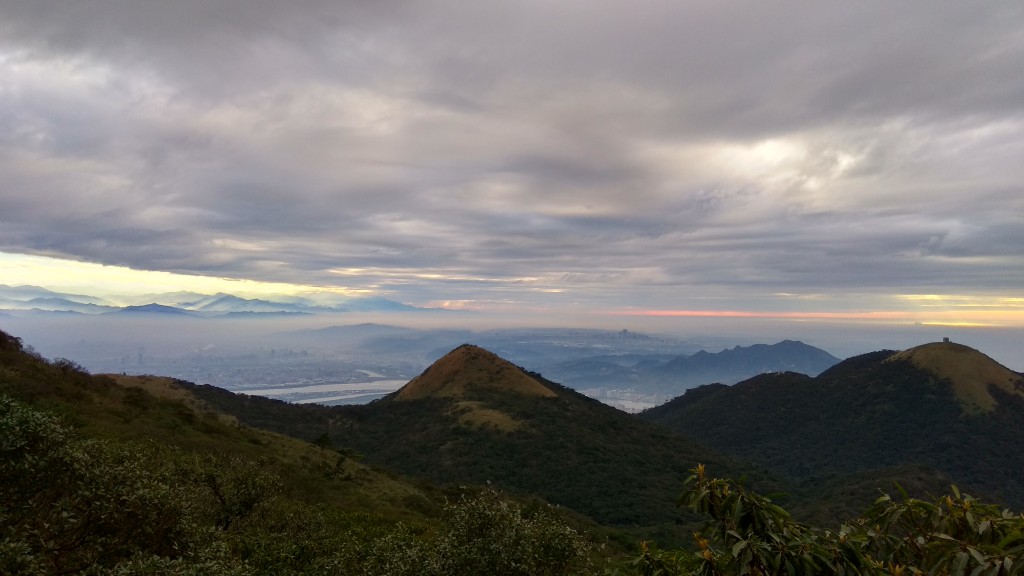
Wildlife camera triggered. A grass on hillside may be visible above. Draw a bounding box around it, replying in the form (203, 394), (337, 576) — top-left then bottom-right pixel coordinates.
(889, 341), (1023, 412)
(0, 334), (442, 522)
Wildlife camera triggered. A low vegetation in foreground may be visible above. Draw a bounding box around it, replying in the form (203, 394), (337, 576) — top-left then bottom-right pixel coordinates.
(631, 465), (1024, 576)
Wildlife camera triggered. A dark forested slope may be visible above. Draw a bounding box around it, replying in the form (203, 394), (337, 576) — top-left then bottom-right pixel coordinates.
(642, 342), (1024, 511)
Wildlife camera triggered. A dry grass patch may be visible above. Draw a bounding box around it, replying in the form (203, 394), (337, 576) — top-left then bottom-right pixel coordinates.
(103, 373), (239, 425)
(451, 401), (521, 432)
(890, 341), (1023, 413)
(105, 374), (190, 402)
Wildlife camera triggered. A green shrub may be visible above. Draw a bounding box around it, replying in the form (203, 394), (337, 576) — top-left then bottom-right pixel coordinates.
(0, 396), (198, 574)
(623, 465), (1024, 576)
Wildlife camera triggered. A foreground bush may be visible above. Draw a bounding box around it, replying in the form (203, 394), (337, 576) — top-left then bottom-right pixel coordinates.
(627, 464), (1024, 576)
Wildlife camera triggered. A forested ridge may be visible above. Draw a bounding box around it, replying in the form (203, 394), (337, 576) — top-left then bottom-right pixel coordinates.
(642, 346), (1024, 515)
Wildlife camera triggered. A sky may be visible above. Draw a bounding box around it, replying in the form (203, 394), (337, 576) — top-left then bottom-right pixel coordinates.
(1, 1), (1023, 327)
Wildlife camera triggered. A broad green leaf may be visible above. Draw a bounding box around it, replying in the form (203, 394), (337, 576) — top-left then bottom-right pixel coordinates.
(732, 540), (747, 557)
(954, 551), (969, 576)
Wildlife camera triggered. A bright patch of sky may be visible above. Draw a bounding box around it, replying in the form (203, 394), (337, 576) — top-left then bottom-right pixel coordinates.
(0, 252), (356, 302)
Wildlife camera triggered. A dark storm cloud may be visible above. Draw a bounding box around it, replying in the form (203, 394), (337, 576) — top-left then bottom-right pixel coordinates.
(0, 0), (1022, 309)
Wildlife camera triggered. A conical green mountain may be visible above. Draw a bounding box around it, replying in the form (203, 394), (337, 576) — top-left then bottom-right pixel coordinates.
(641, 340), (1024, 513)
(396, 344), (557, 401)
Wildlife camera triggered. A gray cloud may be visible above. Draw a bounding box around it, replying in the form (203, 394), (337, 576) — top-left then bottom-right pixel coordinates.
(0, 0), (1022, 311)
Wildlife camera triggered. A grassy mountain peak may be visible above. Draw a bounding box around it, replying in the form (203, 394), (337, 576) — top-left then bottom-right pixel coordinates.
(888, 340), (1023, 412)
(395, 344), (557, 401)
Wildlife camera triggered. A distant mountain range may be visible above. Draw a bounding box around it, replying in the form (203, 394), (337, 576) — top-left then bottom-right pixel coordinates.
(116, 303), (196, 316)
(0, 284), (113, 305)
(541, 339), (841, 395)
(275, 324), (841, 399)
(0, 284), (430, 316)
(186, 294), (316, 313)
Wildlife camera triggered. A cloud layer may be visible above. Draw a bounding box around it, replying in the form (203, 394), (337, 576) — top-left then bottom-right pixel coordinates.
(1, 1), (1022, 313)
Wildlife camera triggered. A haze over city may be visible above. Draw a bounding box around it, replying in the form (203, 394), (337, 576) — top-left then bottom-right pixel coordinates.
(1, 1), (1022, 367)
